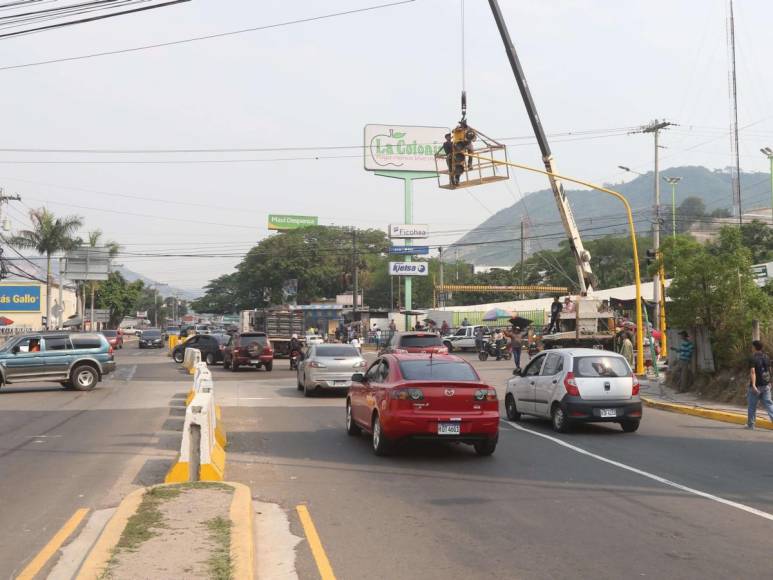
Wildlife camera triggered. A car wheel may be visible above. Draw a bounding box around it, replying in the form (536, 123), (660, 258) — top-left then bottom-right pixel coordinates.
(478, 351), (488, 361)
(372, 414), (391, 456)
(303, 381), (314, 397)
(205, 352), (215, 365)
(505, 394), (521, 421)
(223, 357), (231, 369)
(474, 436), (498, 456)
(71, 365), (98, 391)
(60, 380), (73, 389)
(551, 405), (571, 433)
(264, 361), (273, 372)
(620, 420), (640, 433)
(297, 372), (304, 390)
(173, 350), (184, 364)
(346, 400), (361, 436)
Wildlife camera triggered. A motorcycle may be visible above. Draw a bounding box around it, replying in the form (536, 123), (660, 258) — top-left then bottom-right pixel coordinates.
(478, 337), (512, 361)
(289, 349), (301, 371)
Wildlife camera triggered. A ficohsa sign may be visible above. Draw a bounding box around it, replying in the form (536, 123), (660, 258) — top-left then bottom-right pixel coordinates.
(364, 125), (448, 172)
(389, 224), (429, 239)
(389, 262), (429, 276)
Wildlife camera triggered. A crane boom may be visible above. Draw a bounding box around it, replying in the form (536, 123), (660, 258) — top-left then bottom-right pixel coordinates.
(488, 0), (596, 294)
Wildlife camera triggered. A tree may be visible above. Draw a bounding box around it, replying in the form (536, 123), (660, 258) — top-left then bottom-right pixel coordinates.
(676, 196), (706, 234)
(739, 220), (773, 264)
(95, 272), (144, 327)
(11, 208), (82, 329)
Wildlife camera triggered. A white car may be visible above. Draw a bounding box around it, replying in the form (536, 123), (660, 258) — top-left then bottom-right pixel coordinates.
(305, 334), (324, 346)
(297, 343), (366, 396)
(504, 348), (642, 433)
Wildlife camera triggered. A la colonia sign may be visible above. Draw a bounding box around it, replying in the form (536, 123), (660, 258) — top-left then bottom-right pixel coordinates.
(364, 125), (448, 173)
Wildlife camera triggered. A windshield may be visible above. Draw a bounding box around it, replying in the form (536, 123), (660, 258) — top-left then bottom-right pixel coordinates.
(400, 334), (442, 348)
(143, 330), (162, 338)
(573, 356), (631, 378)
(316, 345), (358, 358)
(398, 360), (478, 381)
(0, 335), (21, 352)
(213, 334), (231, 345)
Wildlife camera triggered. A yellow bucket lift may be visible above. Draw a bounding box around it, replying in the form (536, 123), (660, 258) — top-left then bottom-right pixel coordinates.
(435, 122), (509, 190)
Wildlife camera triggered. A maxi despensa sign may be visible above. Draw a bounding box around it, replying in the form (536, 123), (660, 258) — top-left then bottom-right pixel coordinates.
(268, 214), (319, 231)
(364, 125), (448, 172)
(389, 262), (429, 276)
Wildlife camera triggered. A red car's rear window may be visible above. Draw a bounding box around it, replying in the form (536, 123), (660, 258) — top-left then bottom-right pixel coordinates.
(398, 360), (478, 381)
(399, 334), (443, 348)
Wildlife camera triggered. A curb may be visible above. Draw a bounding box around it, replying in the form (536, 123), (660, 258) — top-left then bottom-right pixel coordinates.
(641, 396), (773, 430)
(75, 483), (254, 580)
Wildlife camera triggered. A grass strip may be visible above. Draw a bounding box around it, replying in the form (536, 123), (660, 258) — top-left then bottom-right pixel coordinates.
(205, 516), (233, 580)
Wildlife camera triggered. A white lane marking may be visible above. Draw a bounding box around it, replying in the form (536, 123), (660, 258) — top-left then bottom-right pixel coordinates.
(502, 420), (773, 522)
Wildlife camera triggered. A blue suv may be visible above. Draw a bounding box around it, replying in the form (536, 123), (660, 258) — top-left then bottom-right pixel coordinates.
(0, 332), (116, 391)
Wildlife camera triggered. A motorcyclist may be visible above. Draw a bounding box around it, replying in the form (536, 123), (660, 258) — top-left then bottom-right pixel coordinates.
(289, 334), (303, 369)
(493, 328), (505, 360)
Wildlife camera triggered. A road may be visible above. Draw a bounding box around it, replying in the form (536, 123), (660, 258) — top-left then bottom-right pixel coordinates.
(2, 345), (773, 578)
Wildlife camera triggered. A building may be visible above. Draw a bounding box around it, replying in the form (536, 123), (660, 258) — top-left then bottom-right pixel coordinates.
(0, 279), (78, 331)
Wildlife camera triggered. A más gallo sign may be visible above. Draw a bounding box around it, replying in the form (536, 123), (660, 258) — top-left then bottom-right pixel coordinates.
(0, 284), (41, 312)
(389, 262), (429, 276)
(364, 125), (448, 172)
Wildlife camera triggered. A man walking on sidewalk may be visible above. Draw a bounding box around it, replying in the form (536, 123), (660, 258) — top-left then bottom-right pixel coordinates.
(747, 340), (773, 429)
(670, 330), (694, 392)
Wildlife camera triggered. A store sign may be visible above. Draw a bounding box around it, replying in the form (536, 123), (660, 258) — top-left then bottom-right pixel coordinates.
(136, 311), (148, 319)
(0, 284), (41, 312)
(751, 262), (773, 287)
(389, 245), (429, 255)
(389, 262), (429, 276)
(389, 224), (429, 239)
(268, 214), (318, 231)
(364, 125), (447, 172)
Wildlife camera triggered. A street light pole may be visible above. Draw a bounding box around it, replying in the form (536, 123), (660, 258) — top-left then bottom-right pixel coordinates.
(761, 148), (773, 223)
(663, 176), (682, 239)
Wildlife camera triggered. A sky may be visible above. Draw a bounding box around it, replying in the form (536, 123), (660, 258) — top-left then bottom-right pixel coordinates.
(0, 0), (771, 294)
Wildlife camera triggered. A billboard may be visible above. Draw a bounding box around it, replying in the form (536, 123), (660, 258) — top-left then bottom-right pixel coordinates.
(64, 247), (111, 281)
(389, 224), (429, 239)
(389, 262), (429, 276)
(0, 284), (41, 312)
(389, 245), (429, 255)
(364, 125), (448, 172)
(268, 214), (318, 231)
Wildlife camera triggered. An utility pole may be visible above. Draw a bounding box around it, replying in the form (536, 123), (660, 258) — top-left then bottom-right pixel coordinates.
(352, 229), (358, 324)
(438, 247), (445, 308)
(664, 176), (682, 239)
(519, 218), (525, 297)
(636, 119), (673, 334)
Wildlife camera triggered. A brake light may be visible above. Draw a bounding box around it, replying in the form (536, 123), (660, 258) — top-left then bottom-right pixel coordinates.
(353, 360), (367, 369)
(263, 347), (273, 355)
(108, 345), (114, 355)
(391, 388), (424, 401)
(632, 376), (640, 396)
(564, 372), (581, 397)
(474, 388), (497, 401)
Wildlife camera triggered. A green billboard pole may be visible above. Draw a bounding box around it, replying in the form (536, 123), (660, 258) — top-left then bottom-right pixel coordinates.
(375, 171), (435, 330)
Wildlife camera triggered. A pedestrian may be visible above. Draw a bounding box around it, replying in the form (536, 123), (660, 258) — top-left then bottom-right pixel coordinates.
(374, 326), (382, 349)
(507, 326), (524, 373)
(350, 334), (361, 354)
(620, 331), (634, 369)
(462, 317), (470, 327)
(669, 330), (694, 393)
(474, 325), (484, 353)
(440, 320), (449, 335)
(548, 296), (563, 334)
(747, 340), (773, 429)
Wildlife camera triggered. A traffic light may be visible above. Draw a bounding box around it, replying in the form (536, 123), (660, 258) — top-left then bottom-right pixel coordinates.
(646, 249), (657, 266)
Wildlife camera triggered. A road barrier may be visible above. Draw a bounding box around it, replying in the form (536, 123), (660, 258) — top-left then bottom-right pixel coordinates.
(167, 334), (180, 355)
(183, 347), (201, 375)
(165, 390), (225, 482)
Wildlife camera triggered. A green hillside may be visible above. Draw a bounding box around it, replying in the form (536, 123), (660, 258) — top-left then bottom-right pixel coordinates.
(449, 166), (770, 267)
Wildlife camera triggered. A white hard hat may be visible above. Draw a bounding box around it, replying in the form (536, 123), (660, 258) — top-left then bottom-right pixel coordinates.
(292, 333), (298, 339)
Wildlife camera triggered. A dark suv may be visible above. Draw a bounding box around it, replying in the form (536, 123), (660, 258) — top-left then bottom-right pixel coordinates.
(172, 333), (230, 365)
(379, 332), (448, 355)
(223, 332), (274, 372)
(0, 332), (116, 390)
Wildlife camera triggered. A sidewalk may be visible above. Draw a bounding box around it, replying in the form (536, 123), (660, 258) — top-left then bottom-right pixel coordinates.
(639, 373), (773, 430)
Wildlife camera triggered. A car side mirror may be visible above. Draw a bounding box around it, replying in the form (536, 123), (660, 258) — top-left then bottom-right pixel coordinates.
(351, 372), (365, 383)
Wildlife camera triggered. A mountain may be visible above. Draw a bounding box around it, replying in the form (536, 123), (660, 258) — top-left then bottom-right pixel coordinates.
(448, 166), (770, 267)
(113, 266), (200, 300)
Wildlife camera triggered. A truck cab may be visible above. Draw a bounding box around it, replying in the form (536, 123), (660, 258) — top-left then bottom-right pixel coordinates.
(443, 325), (491, 352)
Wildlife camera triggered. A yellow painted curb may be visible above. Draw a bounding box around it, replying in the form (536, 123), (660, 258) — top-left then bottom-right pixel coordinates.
(185, 388), (195, 406)
(164, 440), (226, 483)
(229, 482), (255, 580)
(641, 397), (773, 430)
(76, 487), (146, 580)
(215, 421), (228, 449)
(164, 460), (189, 484)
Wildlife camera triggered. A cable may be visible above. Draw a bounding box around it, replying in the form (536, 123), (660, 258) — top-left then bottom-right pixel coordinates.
(0, 0), (416, 71)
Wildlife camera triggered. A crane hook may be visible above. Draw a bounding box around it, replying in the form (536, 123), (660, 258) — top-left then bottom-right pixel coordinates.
(460, 90), (467, 123)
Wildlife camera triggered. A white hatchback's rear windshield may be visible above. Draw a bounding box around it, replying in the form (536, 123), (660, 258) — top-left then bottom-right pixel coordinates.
(316, 345), (358, 357)
(398, 360), (478, 381)
(573, 356), (630, 378)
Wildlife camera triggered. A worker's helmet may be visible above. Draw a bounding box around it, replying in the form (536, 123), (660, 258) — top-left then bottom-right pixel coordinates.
(292, 333), (298, 339)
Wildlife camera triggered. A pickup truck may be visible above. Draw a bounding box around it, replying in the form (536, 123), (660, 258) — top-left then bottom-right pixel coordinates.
(442, 325), (491, 352)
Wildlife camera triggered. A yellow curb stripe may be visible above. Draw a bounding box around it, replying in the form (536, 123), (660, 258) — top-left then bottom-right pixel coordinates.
(228, 483), (255, 580)
(296, 505), (336, 580)
(641, 397), (773, 430)
(16, 508), (89, 580)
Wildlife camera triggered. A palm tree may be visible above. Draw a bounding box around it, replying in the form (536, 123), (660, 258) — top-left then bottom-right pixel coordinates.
(11, 208), (83, 329)
(86, 230), (119, 330)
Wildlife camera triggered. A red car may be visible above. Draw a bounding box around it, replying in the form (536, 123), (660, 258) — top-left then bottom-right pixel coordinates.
(223, 332), (274, 372)
(100, 330), (123, 350)
(346, 353), (499, 456)
(379, 332), (448, 355)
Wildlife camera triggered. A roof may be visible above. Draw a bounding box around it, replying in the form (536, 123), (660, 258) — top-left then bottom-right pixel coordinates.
(549, 348), (624, 357)
(386, 352), (465, 362)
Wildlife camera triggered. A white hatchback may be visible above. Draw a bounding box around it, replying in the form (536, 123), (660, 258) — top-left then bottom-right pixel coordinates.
(504, 348), (642, 433)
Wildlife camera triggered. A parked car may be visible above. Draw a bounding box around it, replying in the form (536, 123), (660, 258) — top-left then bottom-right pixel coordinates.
(222, 332), (274, 372)
(347, 353), (499, 456)
(100, 329), (123, 350)
(119, 326), (141, 336)
(138, 328), (164, 349)
(194, 324), (212, 335)
(297, 343), (365, 396)
(379, 332), (448, 355)
(0, 332), (115, 390)
(442, 325), (491, 352)
(305, 334), (325, 346)
(172, 333), (230, 365)
(505, 348), (642, 433)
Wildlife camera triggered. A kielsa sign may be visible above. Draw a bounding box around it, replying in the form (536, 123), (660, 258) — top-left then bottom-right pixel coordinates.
(389, 262), (429, 277)
(0, 283), (41, 312)
(364, 125), (448, 172)
(268, 214), (319, 231)
(751, 262), (773, 287)
(389, 245), (429, 255)
(389, 224), (429, 239)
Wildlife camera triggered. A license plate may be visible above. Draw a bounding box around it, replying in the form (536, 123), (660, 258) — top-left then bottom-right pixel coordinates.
(333, 380), (348, 386)
(250, 359), (260, 365)
(438, 422), (461, 435)
(599, 408), (617, 418)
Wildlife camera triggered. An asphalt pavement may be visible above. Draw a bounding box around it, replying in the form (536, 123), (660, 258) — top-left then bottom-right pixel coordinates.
(3, 345), (773, 579)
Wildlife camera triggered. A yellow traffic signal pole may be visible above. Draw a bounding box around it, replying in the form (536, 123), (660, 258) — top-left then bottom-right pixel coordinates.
(467, 153), (645, 375)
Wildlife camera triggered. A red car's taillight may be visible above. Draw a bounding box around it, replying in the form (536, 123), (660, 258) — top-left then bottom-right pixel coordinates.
(391, 388), (424, 401)
(263, 347), (273, 355)
(564, 372), (580, 397)
(632, 376), (640, 396)
(108, 345), (114, 355)
(474, 388), (497, 401)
